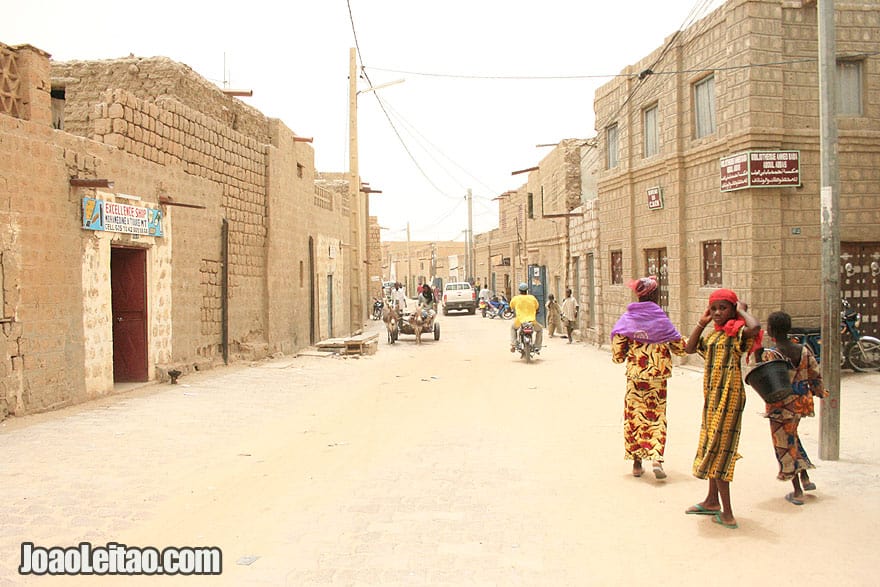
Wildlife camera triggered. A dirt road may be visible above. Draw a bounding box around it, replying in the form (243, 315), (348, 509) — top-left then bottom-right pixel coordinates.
(1, 310), (878, 585)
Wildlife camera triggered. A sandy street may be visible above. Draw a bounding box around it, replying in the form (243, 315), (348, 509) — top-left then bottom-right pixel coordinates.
(1, 308), (878, 586)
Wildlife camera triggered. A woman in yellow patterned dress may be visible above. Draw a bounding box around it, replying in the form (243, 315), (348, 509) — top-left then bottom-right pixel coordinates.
(611, 276), (685, 479)
(684, 288), (761, 529)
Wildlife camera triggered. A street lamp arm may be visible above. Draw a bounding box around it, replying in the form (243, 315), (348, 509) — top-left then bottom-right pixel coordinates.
(357, 79), (405, 95)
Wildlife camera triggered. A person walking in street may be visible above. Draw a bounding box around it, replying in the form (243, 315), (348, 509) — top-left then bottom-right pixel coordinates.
(758, 311), (828, 506)
(611, 276), (686, 480)
(561, 288), (579, 342)
(392, 282), (407, 312)
(684, 288), (761, 530)
(509, 282), (542, 353)
(546, 294), (562, 337)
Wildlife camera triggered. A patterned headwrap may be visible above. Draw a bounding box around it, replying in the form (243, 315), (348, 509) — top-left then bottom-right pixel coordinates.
(627, 276), (659, 299)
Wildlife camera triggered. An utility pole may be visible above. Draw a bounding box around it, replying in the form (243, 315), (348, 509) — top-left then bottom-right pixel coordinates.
(406, 222), (412, 296)
(818, 0), (840, 460)
(467, 188), (474, 281)
(348, 47), (363, 334)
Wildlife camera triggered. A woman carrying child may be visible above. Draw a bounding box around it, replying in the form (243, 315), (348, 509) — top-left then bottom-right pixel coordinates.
(759, 311), (828, 505)
(684, 288), (761, 529)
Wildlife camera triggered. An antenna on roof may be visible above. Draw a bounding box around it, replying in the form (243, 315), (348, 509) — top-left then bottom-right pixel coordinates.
(221, 52), (253, 97)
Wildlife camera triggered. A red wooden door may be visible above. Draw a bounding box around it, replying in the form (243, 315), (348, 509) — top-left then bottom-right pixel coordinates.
(111, 248), (148, 382)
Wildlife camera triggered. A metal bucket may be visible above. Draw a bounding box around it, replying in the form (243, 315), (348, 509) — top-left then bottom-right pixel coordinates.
(744, 359), (792, 403)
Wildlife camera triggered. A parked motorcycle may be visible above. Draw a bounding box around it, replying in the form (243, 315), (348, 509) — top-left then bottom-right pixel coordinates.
(371, 298), (384, 321)
(515, 321), (539, 363)
(788, 298), (880, 372)
(479, 299), (490, 318)
(489, 295), (515, 320)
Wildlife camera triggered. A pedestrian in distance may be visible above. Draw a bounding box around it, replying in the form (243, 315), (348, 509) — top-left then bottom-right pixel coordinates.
(546, 294), (562, 337)
(392, 282), (407, 312)
(611, 276), (686, 480)
(684, 288), (761, 530)
(758, 311), (828, 506)
(561, 288), (579, 342)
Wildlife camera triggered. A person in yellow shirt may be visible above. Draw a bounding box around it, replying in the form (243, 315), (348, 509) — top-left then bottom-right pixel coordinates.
(509, 282), (543, 353)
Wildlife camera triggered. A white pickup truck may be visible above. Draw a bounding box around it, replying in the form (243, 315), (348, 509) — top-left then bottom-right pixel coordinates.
(442, 282), (477, 315)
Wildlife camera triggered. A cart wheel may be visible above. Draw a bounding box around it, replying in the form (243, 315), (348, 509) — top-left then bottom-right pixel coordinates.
(434, 323), (440, 340)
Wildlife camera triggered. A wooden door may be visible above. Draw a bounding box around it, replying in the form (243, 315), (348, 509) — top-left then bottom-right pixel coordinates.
(111, 247), (148, 382)
(841, 242), (880, 337)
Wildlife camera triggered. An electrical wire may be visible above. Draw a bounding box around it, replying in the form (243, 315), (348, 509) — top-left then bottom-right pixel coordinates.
(374, 94), (502, 196)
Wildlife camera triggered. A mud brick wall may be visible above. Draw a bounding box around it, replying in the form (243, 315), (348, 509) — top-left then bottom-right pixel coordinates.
(85, 88), (270, 359)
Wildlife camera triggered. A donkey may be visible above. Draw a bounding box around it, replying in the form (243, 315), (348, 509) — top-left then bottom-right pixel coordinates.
(408, 308), (425, 345)
(382, 305), (399, 344)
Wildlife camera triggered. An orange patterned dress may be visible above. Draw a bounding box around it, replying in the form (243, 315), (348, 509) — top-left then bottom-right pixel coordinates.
(760, 345), (829, 480)
(612, 335), (687, 461)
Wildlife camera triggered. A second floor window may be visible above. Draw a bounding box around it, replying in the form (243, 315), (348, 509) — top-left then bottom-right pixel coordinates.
(606, 124), (619, 169)
(837, 60), (863, 116)
(694, 75), (716, 138)
(644, 104), (659, 157)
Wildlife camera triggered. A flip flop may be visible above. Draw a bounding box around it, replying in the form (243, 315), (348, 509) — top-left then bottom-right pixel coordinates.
(712, 512), (738, 529)
(785, 492), (804, 506)
(685, 504), (721, 515)
(803, 482), (817, 491)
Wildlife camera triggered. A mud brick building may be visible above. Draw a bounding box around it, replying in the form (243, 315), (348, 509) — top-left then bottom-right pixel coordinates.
(595, 0), (880, 338)
(0, 44), (352, 419)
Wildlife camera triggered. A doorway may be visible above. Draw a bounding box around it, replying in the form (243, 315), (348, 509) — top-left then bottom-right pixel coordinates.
(111, 247), (148, 382)
(327, 274), (334, 337)
(309, 237), (316, 344)
(841, 242), (880, 337)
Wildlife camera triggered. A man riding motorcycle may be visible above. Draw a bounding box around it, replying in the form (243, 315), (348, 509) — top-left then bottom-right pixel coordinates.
(509, 282), (543, 353)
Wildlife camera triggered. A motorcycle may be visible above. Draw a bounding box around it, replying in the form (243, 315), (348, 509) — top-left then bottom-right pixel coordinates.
(371, 298), (384, 321)
(489, 295), (515, 320)
(788, 298), (880, 372)
(479, 298), (490, 318)
(515, 321), (539, 363)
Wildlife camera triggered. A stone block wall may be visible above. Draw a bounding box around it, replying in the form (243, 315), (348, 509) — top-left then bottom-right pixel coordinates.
(594, 0), (880, 335)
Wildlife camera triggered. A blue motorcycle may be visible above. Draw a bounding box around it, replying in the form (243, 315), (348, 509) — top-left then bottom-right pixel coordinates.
(487, 295), (514, 320)
(789, 299), (880, 372)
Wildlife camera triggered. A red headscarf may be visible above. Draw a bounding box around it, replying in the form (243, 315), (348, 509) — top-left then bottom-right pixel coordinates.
(707, 288), (763, 351)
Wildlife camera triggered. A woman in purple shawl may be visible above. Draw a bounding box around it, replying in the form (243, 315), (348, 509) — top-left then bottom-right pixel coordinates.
(611, 276), (685, 479)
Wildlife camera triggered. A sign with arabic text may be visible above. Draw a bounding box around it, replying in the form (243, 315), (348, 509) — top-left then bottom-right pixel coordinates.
(82, 197), (164, 237)
(720, 150), (800, 192)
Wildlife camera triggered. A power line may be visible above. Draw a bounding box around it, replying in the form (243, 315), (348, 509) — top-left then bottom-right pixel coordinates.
(375, 95), (502, 196)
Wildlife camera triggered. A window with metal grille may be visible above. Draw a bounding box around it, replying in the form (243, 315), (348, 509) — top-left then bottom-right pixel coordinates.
(611, 250), (623, 284)
(702, 240), (722, 286)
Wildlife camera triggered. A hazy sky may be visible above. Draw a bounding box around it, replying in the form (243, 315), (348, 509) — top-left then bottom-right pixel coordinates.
(9, 0), (725, 241)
